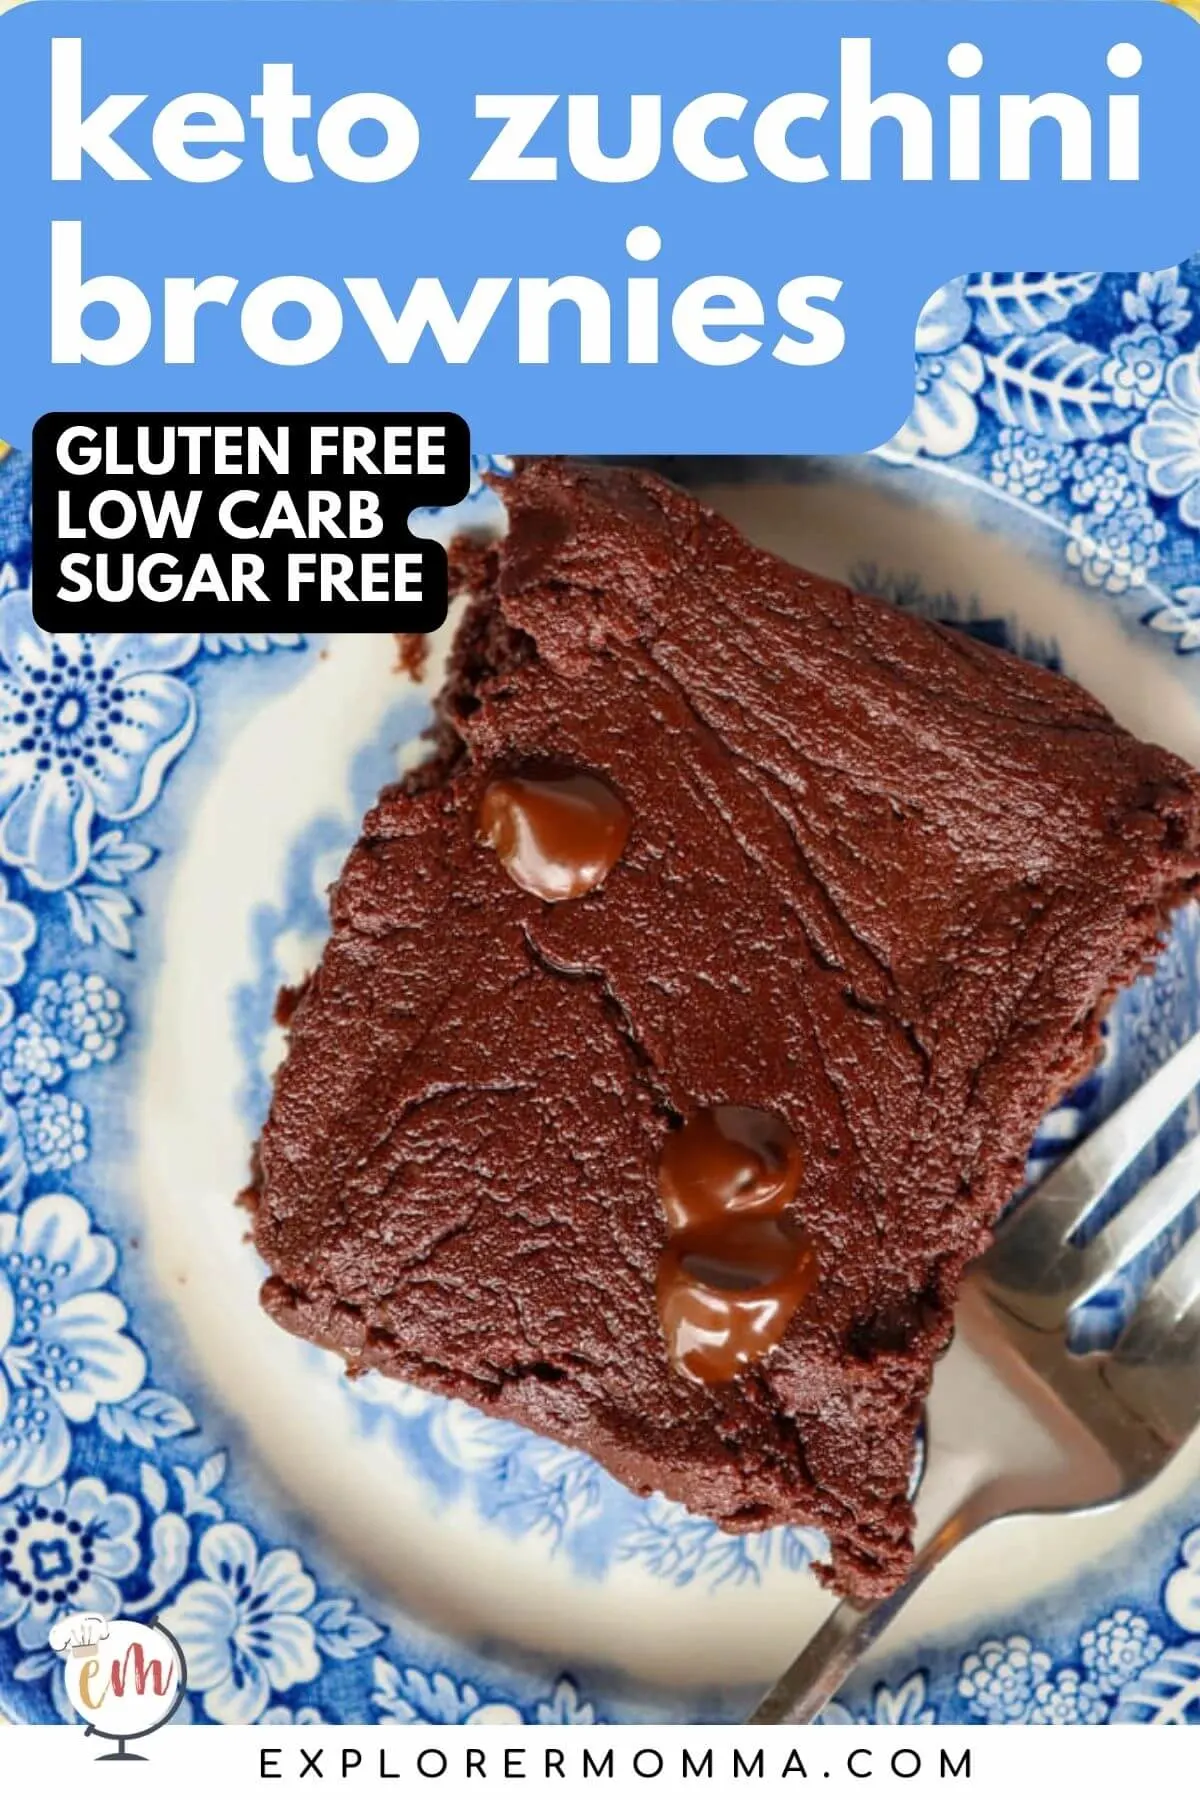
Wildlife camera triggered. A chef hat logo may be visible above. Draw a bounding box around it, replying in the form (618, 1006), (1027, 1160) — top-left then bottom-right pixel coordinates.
(49, 1612), (111, 1659)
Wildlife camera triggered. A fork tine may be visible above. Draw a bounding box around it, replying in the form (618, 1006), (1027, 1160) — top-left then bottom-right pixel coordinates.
(993, 1025), (1200, 1249)
(1068, 1132), (1200, 1308)
(1114, 1228), (1200, 1363)
(1104, 1228), (1200, 1447)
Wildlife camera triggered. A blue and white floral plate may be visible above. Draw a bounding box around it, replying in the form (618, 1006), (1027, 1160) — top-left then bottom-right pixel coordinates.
(3, 264), (1200, 1729)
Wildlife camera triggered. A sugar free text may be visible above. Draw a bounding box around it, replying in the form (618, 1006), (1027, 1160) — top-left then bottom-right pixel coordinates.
(31, 412), (466, 631)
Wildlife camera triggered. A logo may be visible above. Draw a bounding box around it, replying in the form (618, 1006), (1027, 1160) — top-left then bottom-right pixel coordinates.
(50, 1611), (187, 1760)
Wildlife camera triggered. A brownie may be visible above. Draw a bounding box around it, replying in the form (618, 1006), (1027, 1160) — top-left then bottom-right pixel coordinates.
(248, 458), (1200, 1598)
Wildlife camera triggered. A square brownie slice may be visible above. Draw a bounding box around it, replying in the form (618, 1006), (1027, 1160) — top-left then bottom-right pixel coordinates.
(249, 459), (1200, 1598)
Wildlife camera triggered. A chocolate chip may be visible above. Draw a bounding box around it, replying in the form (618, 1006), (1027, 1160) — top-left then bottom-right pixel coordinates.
(479, 769), (630, 903)
(656, 1106), (815, 1382)
(658, 1105), (802, 1232)
(657, 1218), (818, 1384)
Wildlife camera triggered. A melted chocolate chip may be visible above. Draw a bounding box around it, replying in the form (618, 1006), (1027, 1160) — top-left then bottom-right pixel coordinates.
(657, 1219), (818, 1385)
(479, 770), (630, 903)
(658, 1106), (802, 1232)
(655, 1105), (814, 1383)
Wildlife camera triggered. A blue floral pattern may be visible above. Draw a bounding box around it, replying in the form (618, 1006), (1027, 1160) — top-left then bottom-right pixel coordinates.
(885, 264), (1200, 646)
(0, 526), (597, 1725)
(989, 427), (1074, 505)
(1081, 1609), (1165, 1694)
(956, 1635), (1052, 1722)
(0, 1477), (141, 1648)
(887, 278), (984, 461)
(372, 1661), (595, 1726)
(0, 596), (197, 892)
(301, 1304), (826, 1591)
(0, 1194), (145, 1494)
(0, 264), (1198, 1727)
(829, 1530), (1200, 1727)
(1103, 323), (1175, 411)
(161, 1522), (322, 1725)
(1135, 347), (1200, 530)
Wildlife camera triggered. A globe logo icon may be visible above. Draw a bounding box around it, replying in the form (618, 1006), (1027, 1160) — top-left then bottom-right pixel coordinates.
(51, 1611), (188, 1759)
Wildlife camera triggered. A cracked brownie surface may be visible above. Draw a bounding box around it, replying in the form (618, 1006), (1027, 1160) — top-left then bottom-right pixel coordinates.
(249, 458), (1200, 1597)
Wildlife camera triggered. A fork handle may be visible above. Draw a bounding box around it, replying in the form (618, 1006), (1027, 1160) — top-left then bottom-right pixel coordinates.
(750, 1277), (1073, 1723)
(749, 1497), (981, 1724)
(748, 1573), (931, 1723)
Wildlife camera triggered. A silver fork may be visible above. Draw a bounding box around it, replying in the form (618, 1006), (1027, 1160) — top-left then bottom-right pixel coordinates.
(751, 1026), (1200, 1723)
